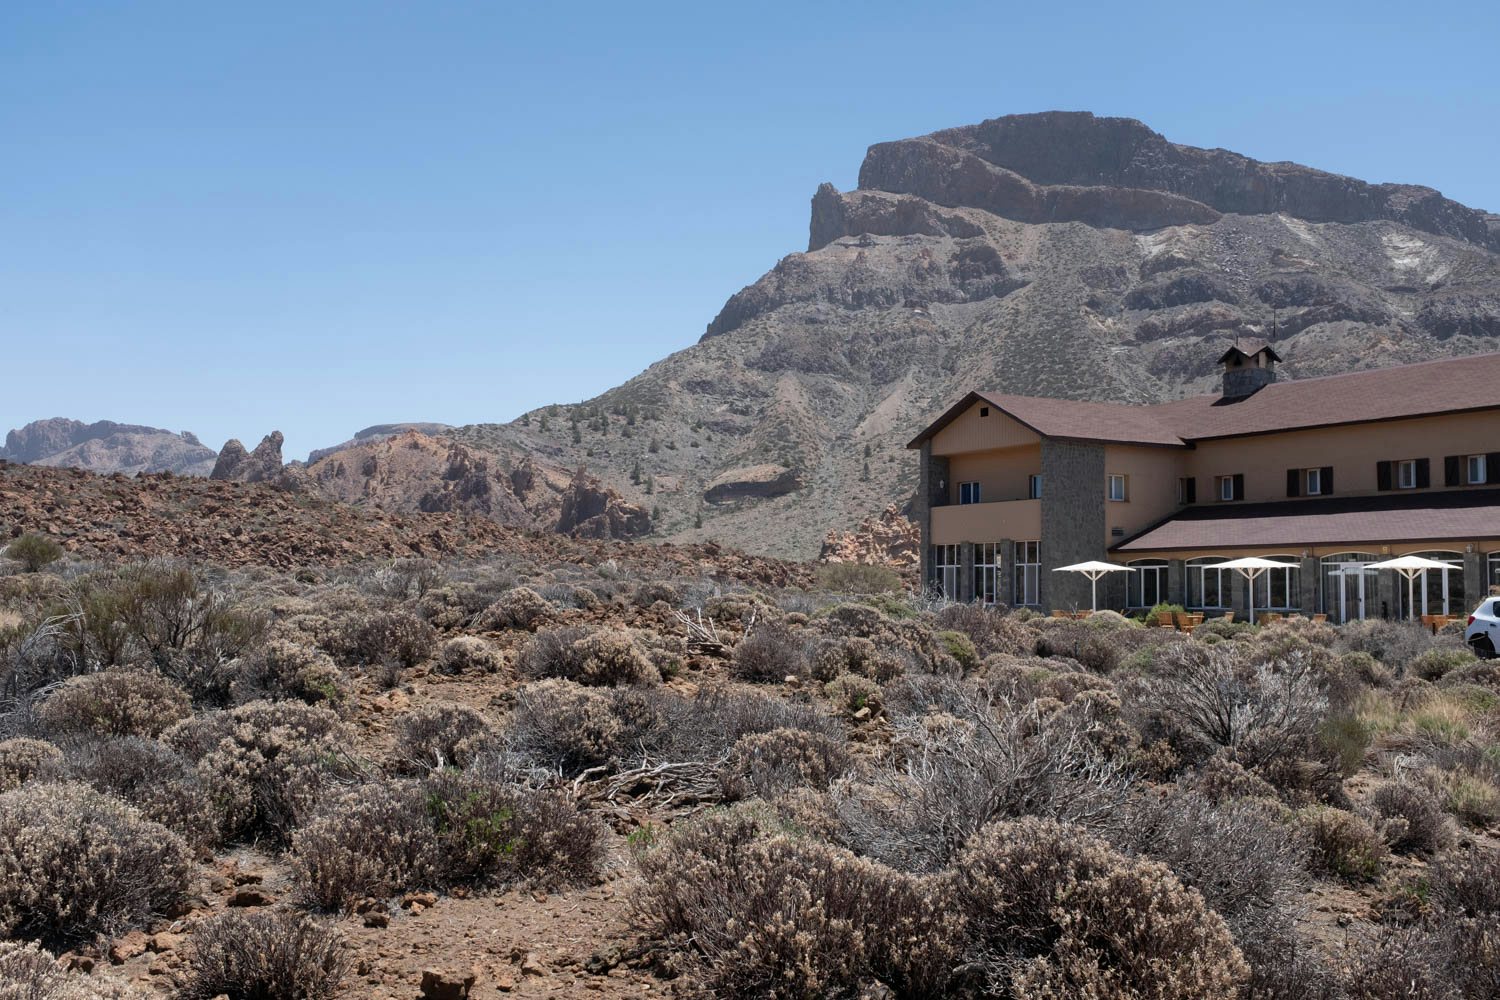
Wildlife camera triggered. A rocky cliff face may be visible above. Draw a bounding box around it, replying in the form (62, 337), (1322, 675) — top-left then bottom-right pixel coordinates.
(1, 418), (218, 476)
(453, 112), (1500, 559)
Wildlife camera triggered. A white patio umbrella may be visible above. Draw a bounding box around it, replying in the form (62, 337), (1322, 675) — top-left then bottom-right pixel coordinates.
(1367, 555), (1462, 621)
(1217, 556), (1295, 624)
(1051, 560), (1134, 613)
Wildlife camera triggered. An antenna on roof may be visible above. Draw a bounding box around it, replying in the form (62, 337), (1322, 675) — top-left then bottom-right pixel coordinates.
(1271, 308), (1278, 341)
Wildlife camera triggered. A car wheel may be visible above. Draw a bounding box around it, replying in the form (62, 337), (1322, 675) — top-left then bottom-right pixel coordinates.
(1472, 635), (1497, 660)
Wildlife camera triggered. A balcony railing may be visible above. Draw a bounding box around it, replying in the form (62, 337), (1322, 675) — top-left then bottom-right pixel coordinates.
(931, 498), (1041, 545)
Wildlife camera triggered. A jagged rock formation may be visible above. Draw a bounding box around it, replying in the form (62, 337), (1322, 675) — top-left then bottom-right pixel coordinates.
(453, 111), (1500, 559)
(819, 504), (920, 569)
(1, 418), (217, 476)
(306, 422), (455, 464)
(556, 468), (652, 540)
(210, 432), (285, 484)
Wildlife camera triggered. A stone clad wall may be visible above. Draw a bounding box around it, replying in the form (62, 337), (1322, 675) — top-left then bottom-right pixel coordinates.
(1040, 441), (1106, 610)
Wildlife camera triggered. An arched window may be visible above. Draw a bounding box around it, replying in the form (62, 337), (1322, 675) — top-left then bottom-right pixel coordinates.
(1127, 559), (1169, 608)
(1490, 551), (1500, 595)
(1186, 557), (1229, 610)
(1397, 550), (1463, 618)
(1253, 556), (1301, 611)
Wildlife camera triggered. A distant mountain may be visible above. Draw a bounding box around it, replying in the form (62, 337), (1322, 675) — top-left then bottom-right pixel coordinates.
(450, 111), (1500, 558)
(1, 418), (218, 476)
(306, 422), (454, 464)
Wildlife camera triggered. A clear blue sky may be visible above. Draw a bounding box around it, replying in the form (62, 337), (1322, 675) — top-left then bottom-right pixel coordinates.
(3, 1), (1497, 460)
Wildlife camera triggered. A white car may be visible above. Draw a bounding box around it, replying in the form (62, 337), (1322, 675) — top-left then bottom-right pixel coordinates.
(1466, 597), (1500, 658)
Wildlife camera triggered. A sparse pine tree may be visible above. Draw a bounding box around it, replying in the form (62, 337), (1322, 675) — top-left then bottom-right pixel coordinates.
(862, 461), (872, 481)
(694, 508), (703, 529)
(520, 412), (532, 426)
(863, 443), (873, 459)
(645, 474), (655, 494)
(571, 424), (582, 445)
(538, 413), (550, 431)
(631, 460), (642, 485)
(648, 437), (660, 454)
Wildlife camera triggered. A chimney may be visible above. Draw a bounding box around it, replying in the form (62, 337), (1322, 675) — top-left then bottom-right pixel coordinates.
(1217, 340), (1281, 400)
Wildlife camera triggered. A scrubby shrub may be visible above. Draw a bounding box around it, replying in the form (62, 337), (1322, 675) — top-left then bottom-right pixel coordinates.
(230, 639), (346, 705)
(0, 737), (61, 792)
(1297, 806), (1387, 881)
(1412, 647), (1479, 681)
(635, 806), (961, 997)
(950, 817), (1248, 998)
(933, 603), (1036, 657)
(392, 703), (494, 773)
(1370, 781), (1450, 854)
(824, 673), (881, 715)
(1429, 844), (1500, 918)
(934, 630), (979, 672)
(0, 940), (143, 999)
(1033, 620), (1122, 672)
(1431, 769), (1500, 828)
(630, 581), (680, 608)
(165, 700), (355, 845)
(809, 635), (908, 683)
(722, 728), (850, 800)
(291, 780), (438, 910)
(473, 587), (555, 632)
(334, 609), (435, 668)
(435, 635), (503, 675)
(506, 680), (624, 774)
(0, 782), (189, 945)
(516, 626), (658, 686)
(730, 625), (807, 682)
(1192, 753), (1280, 804)
(36, 669), (191, 739)
(1337, 618), (1450, 672)
(4, 533), (62, 573)
(179, 909), (348, 1000)
(62, 737), (216, 849)
(813, 561), (903, 594)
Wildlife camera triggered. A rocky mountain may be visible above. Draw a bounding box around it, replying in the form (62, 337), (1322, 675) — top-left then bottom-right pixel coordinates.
(452, 111), (1500, 559)
(306, 422), (455, 464)
(1, 418), (218, 476)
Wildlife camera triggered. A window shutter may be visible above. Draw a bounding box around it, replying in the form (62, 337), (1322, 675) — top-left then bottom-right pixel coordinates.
(1185, 477), (1196, 504)
(1416, 458), (1431, 489)
(1488, 453), (1500, 485)
(1286, 469), (1300, 497)
(1232, 473), (1245, 501)
(1445, 455), (1463, 487)
(1377, 461), (1393, 492)
(1321, 467), (1333, 494)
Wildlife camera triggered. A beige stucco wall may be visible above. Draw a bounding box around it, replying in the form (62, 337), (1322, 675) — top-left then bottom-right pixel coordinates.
(1103, 444), (1188, 542)
(946, 445), (1042, 505)
(1186, 411), (1499, 502)
(931, 403), (1039, 455)
(931, 499), (1041, 545)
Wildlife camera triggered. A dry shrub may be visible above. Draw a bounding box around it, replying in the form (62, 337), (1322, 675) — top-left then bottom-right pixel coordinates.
(808, 635), (908, 683)
(36, 669), (190, 739)
(722, 728), (849, 800)
(0, 782), (189, 946)
(1192, 753), (1280, 804)
(1429, 845), (1500, 918)
(412, 584), (487, 632)
(837, 691), (1131, 871)
(473, 587), (555, 632)
(1412, 647), (1479, 682)
(506, 680), (622, 773)
(1342, 927), (1448, 1000)
(1134, 644), (1328, 770)
(824, 672), (881, 715)
(1369, 781), (1451, 854)
(634, 805), (962, 997)
(0, 737), (60, 792)
(291, 780), (437, 910)
(1337, 619), (1457, 672)
(729, 624), (807, 682)
(179, 909), (347, 1000)
(0, 940), (144, 999)
(334, 609), (435, 668)
(230, 639), (346, 705)
(392, 703), (494, 773)
(62, 737), (216, 849)
(813, 561), (904, 594)
(933, 604), (1035, 657)
(933, 630), (979, 672)
(951, 817), (1248, 999)
(1032, 620), (1122, 672)
(435, 635), (503, 675)
(165, 700), (356, 845)
(1296, 806), (1387, 882)
(516, 626), (658, 686)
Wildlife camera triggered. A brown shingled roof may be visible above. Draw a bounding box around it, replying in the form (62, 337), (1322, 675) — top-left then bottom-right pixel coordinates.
(908, 351), (1500, 449)
(1113, 489), (1500, 553)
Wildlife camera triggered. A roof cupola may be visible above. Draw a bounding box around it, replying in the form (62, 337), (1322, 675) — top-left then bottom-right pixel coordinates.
(1218, 340), (1282, 400)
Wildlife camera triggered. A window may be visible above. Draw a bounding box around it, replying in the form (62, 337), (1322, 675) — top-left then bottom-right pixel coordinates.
(1396, 551), (1462, 618)
(929, 544), (960, 601)
(1129, 559), (1169, 608)
(1305, 468), (1322, 496)
(979, 406), (990, 418)
(1178, 477), (1196, 504)
(1107, 475), (1127, 502)
(1028, 475), (1042, 499)
(1218, 476), (1235, 501)
(1490, 552), (1500, 592)
(1013, 541), (1040, 607)
(1254, 558), (1301, 611)
(1398, 460), (1417, 489)
(958, 481), (981, 505)
(1187, 558), (1230, 610)
(974, 543), (1001, 606)
(1470, 455), (1488, 485)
